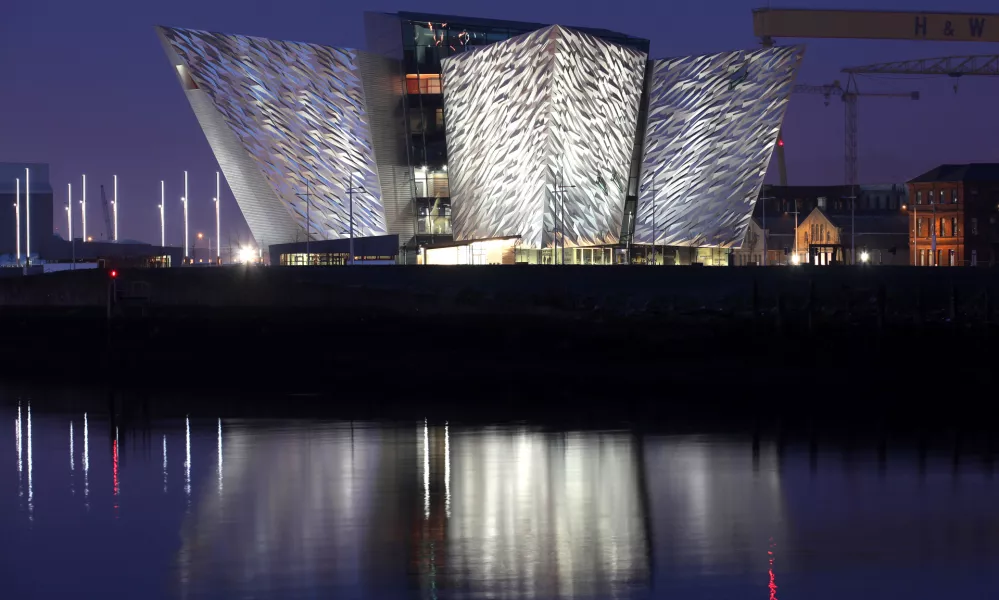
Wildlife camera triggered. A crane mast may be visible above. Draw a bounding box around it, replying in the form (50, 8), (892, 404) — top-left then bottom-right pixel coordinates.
(100, 185), (114, 241)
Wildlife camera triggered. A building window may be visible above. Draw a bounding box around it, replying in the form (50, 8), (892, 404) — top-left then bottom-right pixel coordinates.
(917, 218), (923, 237)
(972, 249), (978, 266)
(817, 196), (826, 210)
(952, 189), (958, 204)
(929, 190), (935, 204)
(940, 217), (947, 237)
(916, 190), (923, 205)
(435, 108), (444, 127)
(949, 249), (956, 266)
(972, 217), (979, 235)
(406, 74), (442, 95)
(952, 217), (958, 237)
(936, 250), (942, 266)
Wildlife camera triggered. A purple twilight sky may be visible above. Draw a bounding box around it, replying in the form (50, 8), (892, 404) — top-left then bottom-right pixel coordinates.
(2, 0), (999, 246)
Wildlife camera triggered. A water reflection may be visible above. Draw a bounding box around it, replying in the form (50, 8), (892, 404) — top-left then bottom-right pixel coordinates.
(3, 407), (999, 600)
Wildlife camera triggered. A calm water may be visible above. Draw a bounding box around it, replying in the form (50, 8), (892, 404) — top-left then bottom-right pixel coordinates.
(2, 401), (998, 599)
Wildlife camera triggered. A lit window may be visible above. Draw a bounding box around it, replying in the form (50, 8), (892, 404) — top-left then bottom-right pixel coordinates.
(916, 191), (923, 205)
(952, 217), (958, 237)
(952, 189), (958, 204)
(405, 74), (442, 95)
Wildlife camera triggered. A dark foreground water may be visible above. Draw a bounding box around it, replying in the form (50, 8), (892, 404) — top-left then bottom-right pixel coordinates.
(2, 401), (998, 599)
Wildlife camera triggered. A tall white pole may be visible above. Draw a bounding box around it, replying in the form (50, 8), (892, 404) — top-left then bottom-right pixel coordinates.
(25, 168), (30, 263)
(68, 183), (74, 269)
(183, 171), (189, 259)
(113, 174), (119, 242)
(81, 174), (87, 243)
(215, 171), (221, 260)
(14, 178), (20, 266)
(160, 181), (165, 247)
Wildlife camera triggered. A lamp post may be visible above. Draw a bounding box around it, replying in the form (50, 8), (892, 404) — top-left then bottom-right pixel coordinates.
(113, 174), (118, 242)
(81, 174), (87, 244)
(159, 181), (165, 247)
(197, 232), (205, 263)
(215, 171), (221, 262)
(14, 178), (20, 266)
(25, 168), (30, 265)
(183, 171), (189, 260)
(67, 182), (74, 269)
(14, 178), (21, 267)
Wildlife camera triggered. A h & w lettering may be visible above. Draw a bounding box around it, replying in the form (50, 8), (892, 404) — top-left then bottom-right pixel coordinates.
(914, 16), (928, 37)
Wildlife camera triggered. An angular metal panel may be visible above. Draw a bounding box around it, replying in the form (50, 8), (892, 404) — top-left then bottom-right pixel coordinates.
(158, 26), (388, 245)
(443, 26), (647, 249)
(636, 46), (803, 248)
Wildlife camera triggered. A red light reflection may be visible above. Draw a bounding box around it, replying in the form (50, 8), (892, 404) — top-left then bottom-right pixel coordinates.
(768, 537), (778, 600)
(113, 439), (119, 517)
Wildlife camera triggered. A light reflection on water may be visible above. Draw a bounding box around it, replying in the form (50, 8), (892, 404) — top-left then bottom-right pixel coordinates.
(2, 409), (999, 599)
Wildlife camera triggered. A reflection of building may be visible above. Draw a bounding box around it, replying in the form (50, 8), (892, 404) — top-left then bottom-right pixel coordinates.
(447, 429), (649, 597)
(158, 13), (801, 263)
(642, 436), (786, 578)
(175, 423), (418, 598)
(906, 163), (999, 266)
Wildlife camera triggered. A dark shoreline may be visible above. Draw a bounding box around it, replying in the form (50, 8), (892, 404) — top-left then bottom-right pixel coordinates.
(1, 303), (996, 430)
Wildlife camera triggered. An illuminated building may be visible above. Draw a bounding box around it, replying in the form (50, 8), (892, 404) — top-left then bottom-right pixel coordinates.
(906, 163), (999, 266)
(157, 13), (800, 264)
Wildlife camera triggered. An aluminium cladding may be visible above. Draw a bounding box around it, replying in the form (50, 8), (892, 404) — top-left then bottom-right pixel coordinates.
(442, 25), (647, 249)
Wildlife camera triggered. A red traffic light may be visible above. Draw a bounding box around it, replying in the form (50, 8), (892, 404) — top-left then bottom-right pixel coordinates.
(778, 139), (784, 147)
(109, 269), (118, 279)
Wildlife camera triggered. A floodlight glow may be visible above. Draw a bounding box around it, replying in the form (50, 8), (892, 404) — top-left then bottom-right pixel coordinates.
(237, 246), (256, 264)
(791, 254), (800, 265)
(860, 251), (869, 263)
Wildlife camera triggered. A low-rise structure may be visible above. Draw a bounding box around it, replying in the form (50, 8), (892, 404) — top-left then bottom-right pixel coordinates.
(907, 163), (999, 266)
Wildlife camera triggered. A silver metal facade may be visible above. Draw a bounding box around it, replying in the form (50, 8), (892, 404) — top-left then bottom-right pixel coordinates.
(158, 26), (393, 246)
(635, 46), (803, 248)
(442, 25), (647, 249)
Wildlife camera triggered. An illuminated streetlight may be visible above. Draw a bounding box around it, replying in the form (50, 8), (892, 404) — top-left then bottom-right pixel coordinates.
(67, 182), (74, 269)
(14, 178), (20, 266)
(25, 168), (30, 265)
(183, 171), (189, 260)
(159, 181), (165, 247)
(215, 171), (221, 262)
(791, 254), (801, 265)
(81, 174), (87, 244)
(113, 174), (119, 242)
(860, 251), (870, 263)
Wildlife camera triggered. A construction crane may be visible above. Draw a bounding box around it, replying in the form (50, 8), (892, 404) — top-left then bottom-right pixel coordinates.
(843, 54), (999, 93)
(776, 78), (919, 187)
(99, 185), (114, 241)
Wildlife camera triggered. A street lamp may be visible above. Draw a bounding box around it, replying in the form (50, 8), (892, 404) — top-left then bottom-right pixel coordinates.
(215, 171), (221, 262)
(197, 232), (205, 263)
(183, 171), (189, 260)
(112, 174), (118, 242)
(14, 177), (19, 266)
(159, 181), (165, 247)
(67, 182), (74, 269)
(25, 168), (30, 265)
(81, 174), (87, 244)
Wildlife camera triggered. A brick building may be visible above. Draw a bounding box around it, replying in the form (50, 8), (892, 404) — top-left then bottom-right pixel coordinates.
(907, 164), (999, 266)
